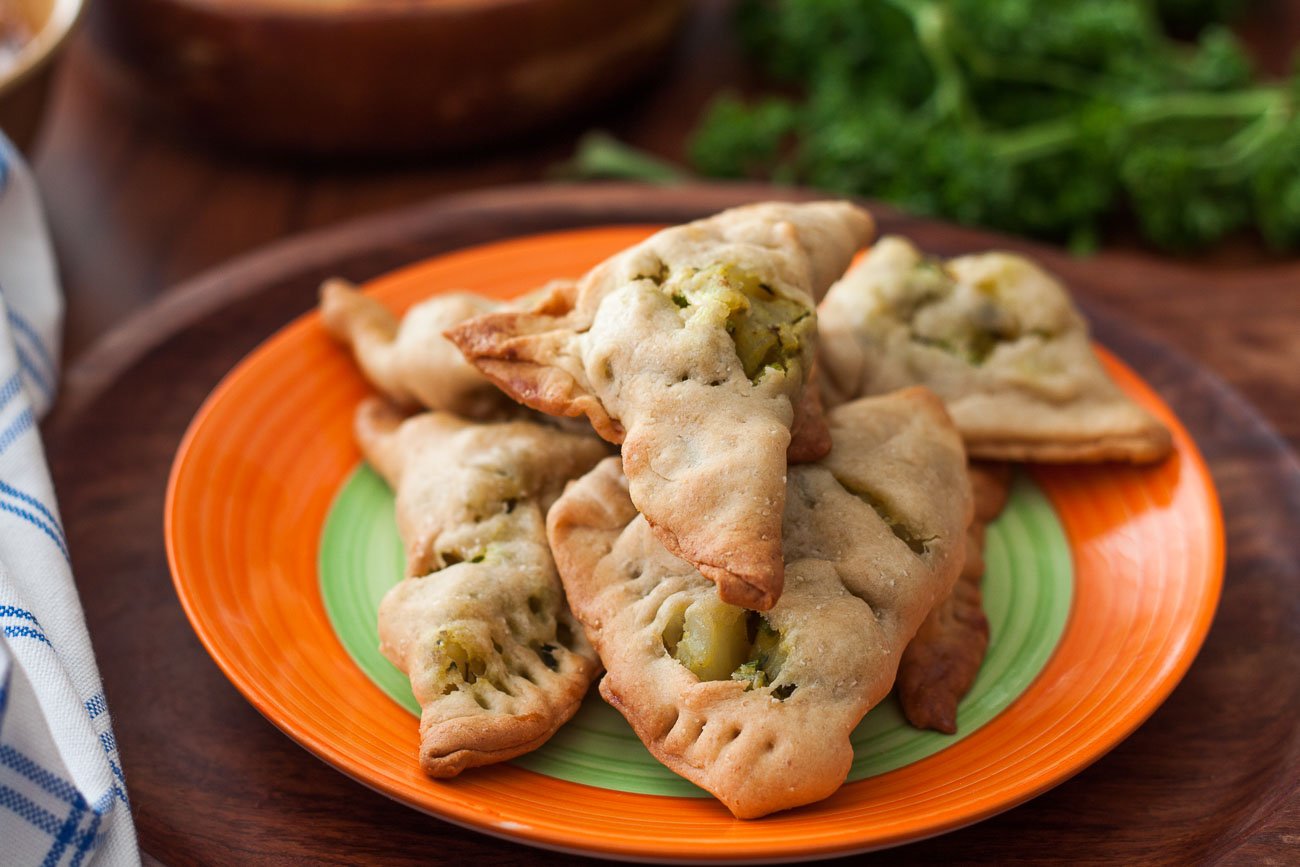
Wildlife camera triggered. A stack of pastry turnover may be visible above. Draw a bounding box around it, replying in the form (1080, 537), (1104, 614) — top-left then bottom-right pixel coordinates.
(319, 202), (1172, 819)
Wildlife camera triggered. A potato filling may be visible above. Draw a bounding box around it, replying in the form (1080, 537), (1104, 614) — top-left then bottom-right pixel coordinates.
(666, 264), (813, 382)
(900, 259), (1054, 366)
(667, 595), (751, 681)
(663, 599), (792, 695)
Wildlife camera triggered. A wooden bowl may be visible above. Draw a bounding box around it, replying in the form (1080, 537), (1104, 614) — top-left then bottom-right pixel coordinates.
(90, 0), (688, 155)
(0, 0), (83, 151)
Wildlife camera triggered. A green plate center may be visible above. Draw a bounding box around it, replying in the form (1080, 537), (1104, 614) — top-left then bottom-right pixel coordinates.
(320, 467), (1071, 796)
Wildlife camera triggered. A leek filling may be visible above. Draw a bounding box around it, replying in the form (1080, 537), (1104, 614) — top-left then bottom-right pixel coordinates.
(434, 632), (490, 694)
(533, 642), (560, 671)
(438, 550), (486, 568)
(730, 620), (789, 696)
(834, 476), (932, 555)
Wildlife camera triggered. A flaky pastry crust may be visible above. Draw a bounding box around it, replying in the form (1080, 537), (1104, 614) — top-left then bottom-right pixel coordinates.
(321, 279), (517, 419)
(896, 461), (1012, 733)
(818, 237), (1172, 463)
(356, 399), (607, 776)
(547, 388), (969, 817)
(449, 202), (875, 611)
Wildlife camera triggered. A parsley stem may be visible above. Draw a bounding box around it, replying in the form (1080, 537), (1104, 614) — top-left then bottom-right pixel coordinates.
(991, 120), (1078, 162)
(991, 87), (1287, 165)
(1124, 88), (1284, 125)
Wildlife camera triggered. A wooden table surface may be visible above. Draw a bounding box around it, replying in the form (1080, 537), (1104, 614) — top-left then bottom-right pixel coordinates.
(18, 0), (1300, 864)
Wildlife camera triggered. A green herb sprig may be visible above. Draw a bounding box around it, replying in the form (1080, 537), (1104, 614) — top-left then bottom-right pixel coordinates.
(689, 0), (1300, 252)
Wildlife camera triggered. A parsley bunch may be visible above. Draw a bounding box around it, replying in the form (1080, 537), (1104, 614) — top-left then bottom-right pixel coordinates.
(690, 0), (1300, 251)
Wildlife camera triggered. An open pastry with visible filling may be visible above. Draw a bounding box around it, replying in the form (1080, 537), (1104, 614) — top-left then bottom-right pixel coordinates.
(547, 388), (969, 818)
(448, 201), (875, 611)
(355, 399), (607, 776)
(896, 461), (1012, 734)
(818, 237), (1172, 463)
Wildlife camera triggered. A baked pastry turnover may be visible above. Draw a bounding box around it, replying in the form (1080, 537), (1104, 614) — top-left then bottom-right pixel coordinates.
(355, 399), (607, 776)
(449, 201), (875, 610)
(547, 388), (969, 817)
(818, 237), (1172, 463)
(896, 461), (1012, 734)
(321, 279), (515, 420)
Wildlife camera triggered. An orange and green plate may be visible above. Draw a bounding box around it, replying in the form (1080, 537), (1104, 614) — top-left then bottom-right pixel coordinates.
(165, 226), (1224, 862)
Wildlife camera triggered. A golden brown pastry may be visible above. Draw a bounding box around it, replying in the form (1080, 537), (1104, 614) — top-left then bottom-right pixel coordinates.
(547, 389), (969, 818)
(896, 461), (1012, 734)
(818, 237), (1172, 463)
(321, 278), (515, 419)
(356, 399), (607, 777)
(449, 202), (875, 611)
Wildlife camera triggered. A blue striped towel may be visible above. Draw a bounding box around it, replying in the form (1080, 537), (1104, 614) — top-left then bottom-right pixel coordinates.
(0, 135), (139, 864)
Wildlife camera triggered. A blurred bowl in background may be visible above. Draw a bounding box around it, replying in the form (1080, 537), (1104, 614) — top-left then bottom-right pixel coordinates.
(0, 0), (83, 152)
(91, 0), (689, 156)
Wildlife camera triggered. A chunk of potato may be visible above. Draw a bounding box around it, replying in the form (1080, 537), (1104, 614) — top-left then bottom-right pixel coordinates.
(668, 264), (812, 382)
(674, 595), (751, 681)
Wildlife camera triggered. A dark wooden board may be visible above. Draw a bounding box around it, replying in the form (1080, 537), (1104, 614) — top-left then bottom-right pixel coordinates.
(44, 184), (1300, 865)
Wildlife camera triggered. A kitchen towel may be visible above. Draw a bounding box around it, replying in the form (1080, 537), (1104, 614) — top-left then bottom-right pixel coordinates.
(0, 134), (139, 865)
